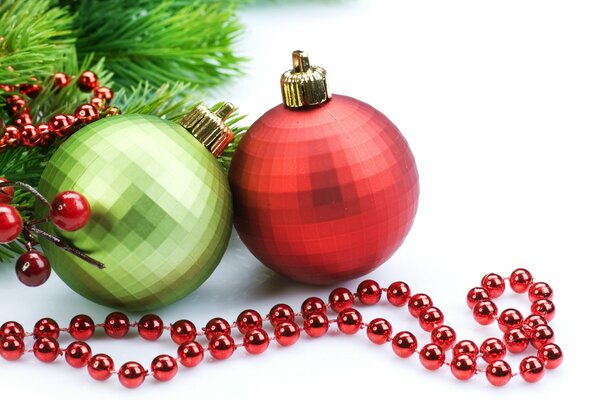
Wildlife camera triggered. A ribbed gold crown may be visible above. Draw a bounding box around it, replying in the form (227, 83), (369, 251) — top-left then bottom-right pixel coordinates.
(180, 102), (235, 157)
(281, 50), (330, 109)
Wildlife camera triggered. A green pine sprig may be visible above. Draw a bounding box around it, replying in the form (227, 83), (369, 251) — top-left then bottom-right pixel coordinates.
(68, 0), (246, 89)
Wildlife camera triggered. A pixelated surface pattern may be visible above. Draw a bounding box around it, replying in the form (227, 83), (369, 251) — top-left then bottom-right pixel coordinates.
(38, 115), (233, 311)
(229, 95), (419, 284)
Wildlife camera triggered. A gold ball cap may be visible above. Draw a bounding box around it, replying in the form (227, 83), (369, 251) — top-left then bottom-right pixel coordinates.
(180, 102), (235, 157)
(280, 50), (331, 109)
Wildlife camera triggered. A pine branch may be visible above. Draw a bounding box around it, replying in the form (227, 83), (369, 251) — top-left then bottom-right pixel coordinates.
(0, 0), (74, 86)
(68, 0), (246, 90)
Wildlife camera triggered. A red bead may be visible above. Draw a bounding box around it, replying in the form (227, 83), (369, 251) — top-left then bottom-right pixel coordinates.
(177, 341), (203, 368)
(530, 324), (554, 349)
(77, 71), (99, 92)
(34, 317), (59, 339)
(497, 308), (523, 333)
(419, 343), (446, 370)
(0, 177), (14, 203)
(274, 321), (300, 346)
(93, 86), (113, 103)
(205, 317), (231, 340)
(418, 307), (444, 332)
(88, 354), (114, 380)
(329, 288), (354, 312)
(531, 299), (555, 321)
(473, 300), (498, 325)
(451, 354), (476, 380)
(14, 113), (32, 127)
(1, 125), (21, 148)
(20, 124), (41, 147)
(486, 360), (512, 386)
(33, 337), (60, 363)
(269, 303), (295, 327)
(53, 72), (71, 89)
(236, 309), (262, 334)
(387, 281), (411, 306)
(68, 314), (95, 340)
(209, 334), (235, 359)
(0, 84), (14, 92)
(504, 328), (529, 353)
(520, 356), (545, 383)
(303, 313), (329, 338)
(137, 314), (163, 341)
(90, 97), (105, 111)
(523, 314), (547, 329)
(0, 204), (22, 243)
(5, 95), (28, 115)
(301, 297), (327, 318)
(538, 343), (563, 369)
(50, 191), (91, 232)
(480, 337), (507, 363)
(37, 123), (53, 146)
(151, 355), (178, 382)
(118, 361), (146, 388)
(391, 331), (418, 358)
(243, 328), (270, 355)
(452, 340), (478, 358)
(170, 319), (197, 344)
(509, 268), (533, 293)
(104, 312), (130, 338)
(18, 83), (42, 98)
(74, 104), (99, 125)
(367, 318), (392, 345)
(15, 250), (51, 287)
(0, 335), (25, 361)
(65, 341), (92, 368)
(337, 308), (362, 335)
(481, 273), (505, 298)
(357, 279), (382, 305)
(47, 114), (73, 138)
(0, 321), (25, 339)
(408, 293), (433, 317)
(431, 325), (456, 350)
(528, 282), (553, 302)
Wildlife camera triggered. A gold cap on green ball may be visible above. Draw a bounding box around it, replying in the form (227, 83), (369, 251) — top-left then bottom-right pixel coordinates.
(180, 102), (235, 157)
(281, 50), (331, 109)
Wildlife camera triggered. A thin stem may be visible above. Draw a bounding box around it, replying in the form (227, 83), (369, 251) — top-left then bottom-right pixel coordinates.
(0, 181), (51, 209)
(27, 226), (105, 270)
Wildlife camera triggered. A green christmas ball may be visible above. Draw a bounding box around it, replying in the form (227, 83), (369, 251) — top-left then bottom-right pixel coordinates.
(37, 114), (233, 311)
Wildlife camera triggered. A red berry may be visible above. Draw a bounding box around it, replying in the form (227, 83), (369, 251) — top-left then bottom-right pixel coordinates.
(50, 191), (91, 231)
(0, 204), (22, 243)
(0, 177), (14, 203)
(15, 250), (52, 287)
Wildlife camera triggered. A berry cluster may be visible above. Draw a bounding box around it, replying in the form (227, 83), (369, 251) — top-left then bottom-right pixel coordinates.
(0, 179), (100, 286)
(0, 269), (561, 389)
(0, 71), (119, 151)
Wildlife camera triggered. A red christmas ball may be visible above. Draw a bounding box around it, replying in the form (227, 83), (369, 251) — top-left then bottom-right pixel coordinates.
(65, 341), (92, 368)
(228, 52), (418, 284)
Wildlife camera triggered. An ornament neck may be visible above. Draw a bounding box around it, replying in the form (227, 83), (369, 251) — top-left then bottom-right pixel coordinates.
(280, 51), (331, 109)
(179, 102), (235, 157)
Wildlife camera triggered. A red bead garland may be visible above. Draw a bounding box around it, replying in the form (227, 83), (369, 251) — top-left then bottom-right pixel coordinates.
(1, 70), (118, 152)
(0, 269), (561, 388)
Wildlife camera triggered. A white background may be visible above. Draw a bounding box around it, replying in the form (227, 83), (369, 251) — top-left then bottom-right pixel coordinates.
(1, 0), (597, 398)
